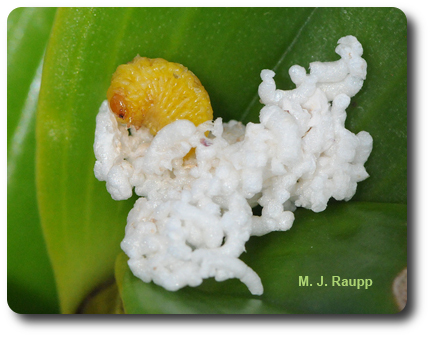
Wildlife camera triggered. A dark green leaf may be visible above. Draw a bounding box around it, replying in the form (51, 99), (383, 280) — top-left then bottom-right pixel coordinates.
(116, 202), (407, 314)
(35, 8), (407, 313)
(116, 252), (288, 314)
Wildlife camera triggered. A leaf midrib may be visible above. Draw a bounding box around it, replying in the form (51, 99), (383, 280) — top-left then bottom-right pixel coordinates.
(239, 7), (318, 122)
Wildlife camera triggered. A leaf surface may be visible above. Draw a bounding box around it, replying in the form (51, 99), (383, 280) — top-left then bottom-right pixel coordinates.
(35, 8), (407, 313)
(7, 7), (59, 314)
(116, 203), (407, 314)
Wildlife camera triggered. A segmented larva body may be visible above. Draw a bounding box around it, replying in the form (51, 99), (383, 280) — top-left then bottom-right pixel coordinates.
(107, 56), (213, 135)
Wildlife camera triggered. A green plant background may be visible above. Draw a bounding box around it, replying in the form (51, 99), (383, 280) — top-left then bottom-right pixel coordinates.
(7, 7), (407, 314)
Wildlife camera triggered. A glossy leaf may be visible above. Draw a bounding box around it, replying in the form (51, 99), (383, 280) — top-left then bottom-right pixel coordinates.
(116, 252), (287, 314)
(7, 7), (59, 314)
(116, 202), (407, 314)
(35, 7), (407, 313)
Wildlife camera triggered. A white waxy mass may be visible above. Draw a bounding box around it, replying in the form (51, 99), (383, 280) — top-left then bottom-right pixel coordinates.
(94, 36), (372, 295)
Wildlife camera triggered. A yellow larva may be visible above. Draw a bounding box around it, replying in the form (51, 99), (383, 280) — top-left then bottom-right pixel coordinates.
(107, 56), (213, 135)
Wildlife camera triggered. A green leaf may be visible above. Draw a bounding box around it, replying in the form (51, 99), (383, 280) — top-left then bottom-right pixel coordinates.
(77, 279), (124, 314)
(7, 7), (59, 314)
(116, 202), (407, 314)
(35, 8), (407, 313)
(115, 251), (287, 314)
